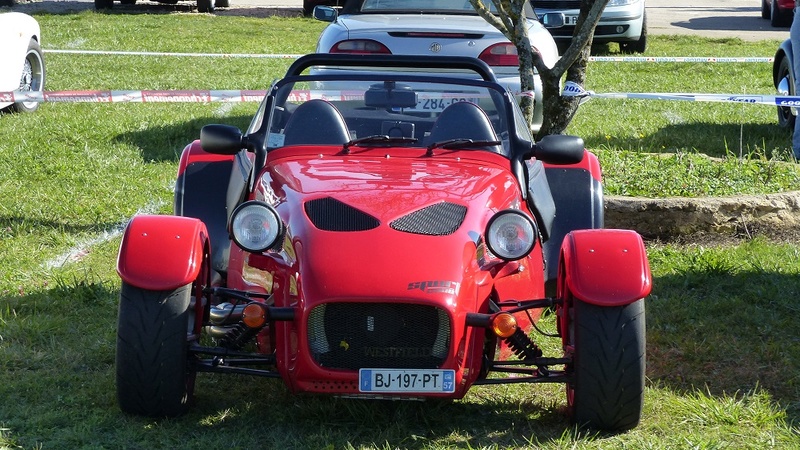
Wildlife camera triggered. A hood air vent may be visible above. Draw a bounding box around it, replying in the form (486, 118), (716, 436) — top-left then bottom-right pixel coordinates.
(391, 202), (467, 236)
(305, 197), (380, 232)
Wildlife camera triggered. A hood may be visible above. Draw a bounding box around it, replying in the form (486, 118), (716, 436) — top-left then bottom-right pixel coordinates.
(258, 148), (523, 304)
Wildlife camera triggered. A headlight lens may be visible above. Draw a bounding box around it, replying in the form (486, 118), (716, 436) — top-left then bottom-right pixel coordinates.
(485, 210), (537, 261)
(230, 201), (284, 253)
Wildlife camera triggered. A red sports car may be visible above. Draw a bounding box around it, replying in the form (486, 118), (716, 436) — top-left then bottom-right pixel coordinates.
(115, 53), (652, 431)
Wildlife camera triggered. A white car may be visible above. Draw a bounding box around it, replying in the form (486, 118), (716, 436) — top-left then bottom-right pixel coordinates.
(530, 0), (647, 53)
(313, 0), (561, 133)
(0, 12), (45, 113)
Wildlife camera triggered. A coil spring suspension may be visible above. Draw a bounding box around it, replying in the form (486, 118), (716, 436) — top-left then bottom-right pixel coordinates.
(504, 328), (543, 361)
(219, 323), (259, 350)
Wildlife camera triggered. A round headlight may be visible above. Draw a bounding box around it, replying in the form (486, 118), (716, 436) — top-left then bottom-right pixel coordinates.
(485, 210), (537, 261)
(230, 201), (284, 253)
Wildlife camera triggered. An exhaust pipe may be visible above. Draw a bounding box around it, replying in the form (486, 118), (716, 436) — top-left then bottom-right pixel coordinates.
(209, 302), (245, 325)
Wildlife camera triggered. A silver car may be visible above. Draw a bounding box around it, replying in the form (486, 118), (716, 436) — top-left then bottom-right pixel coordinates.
(314, 0), (560, 133)
(530, 0), (647, 53)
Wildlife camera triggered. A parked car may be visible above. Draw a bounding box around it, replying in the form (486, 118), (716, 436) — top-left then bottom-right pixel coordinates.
(0, 12), (45, 113)
(115, 53), (652, 431)
(313, 0), (561, 133)
(530, 0), (647, 53)
(94, 0), (226, 13)
(304, 0), (341, 16)
(773, 38), (797, 129)
(762, 0), (794, 27)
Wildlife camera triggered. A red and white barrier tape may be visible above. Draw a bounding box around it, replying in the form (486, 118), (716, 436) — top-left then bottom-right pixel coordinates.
(5, 85), (797, 108)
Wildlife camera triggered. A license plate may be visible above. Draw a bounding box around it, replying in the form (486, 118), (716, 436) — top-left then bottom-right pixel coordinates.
(359, 369), (456, 393)
(565, 15), (578, 26)
(408, 96), (480, 112)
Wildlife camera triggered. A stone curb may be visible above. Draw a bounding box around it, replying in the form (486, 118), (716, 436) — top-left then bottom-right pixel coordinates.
(604, 191), (800, 239)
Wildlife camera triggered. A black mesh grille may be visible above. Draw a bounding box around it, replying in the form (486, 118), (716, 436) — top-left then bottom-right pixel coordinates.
(531, 0), (580, 8)
(305, 197), (380, 231)
(390, 202), (467, 236)
(307, 303), (451, 370)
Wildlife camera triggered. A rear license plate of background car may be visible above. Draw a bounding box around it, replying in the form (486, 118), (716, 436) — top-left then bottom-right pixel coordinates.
(359, 369), (455, 393)
(408, 97), (480, 113)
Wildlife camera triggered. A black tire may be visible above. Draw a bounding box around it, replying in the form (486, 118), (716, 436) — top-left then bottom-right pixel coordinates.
(215, 0), (229, 7)
(120, 0), (136, 4)
(771, 0), (792, 27)
(197, 0), (214, 13)
(777, 57), (796, 129)
(8, 39), (45, 114)
(116, 282), (197, 417)
(94, 0), (113, 9)
(567, 298), (646, 431)
(762, 0), (771, 19)
(620, 11), (647, 54)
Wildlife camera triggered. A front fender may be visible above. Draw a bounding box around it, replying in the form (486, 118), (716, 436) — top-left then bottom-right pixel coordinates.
(117, 215), (209, 291)
(560, 229), (651, 306)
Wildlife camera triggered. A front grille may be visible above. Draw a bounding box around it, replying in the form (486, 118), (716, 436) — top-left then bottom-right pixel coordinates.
(390, 202), (467, 236)
(308, 303), (451, 370)
(305, 197), (380, 232)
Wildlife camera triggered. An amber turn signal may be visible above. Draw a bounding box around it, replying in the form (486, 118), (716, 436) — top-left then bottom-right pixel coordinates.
(491, 312), (518, 338)
(242, 303), (267, 328)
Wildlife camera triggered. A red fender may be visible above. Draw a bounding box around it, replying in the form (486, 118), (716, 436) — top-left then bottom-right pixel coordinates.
(117, 215), (209, 291)
(560, 229), (651, 306)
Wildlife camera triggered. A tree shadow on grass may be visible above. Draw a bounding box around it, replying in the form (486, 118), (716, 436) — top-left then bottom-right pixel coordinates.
(113, 113), (252, 162)
(646, 257), (800, 425)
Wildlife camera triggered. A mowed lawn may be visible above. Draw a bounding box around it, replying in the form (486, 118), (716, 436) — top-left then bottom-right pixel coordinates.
(0, 9), (799, 449)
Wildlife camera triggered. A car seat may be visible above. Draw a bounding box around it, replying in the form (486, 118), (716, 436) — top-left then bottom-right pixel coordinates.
(282, 99), (351, 146)
(425, 101), (503, 154)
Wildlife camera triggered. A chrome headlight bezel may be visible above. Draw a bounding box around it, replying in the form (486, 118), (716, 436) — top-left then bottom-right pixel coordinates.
(230, 201), (284, 253)
(485, 209), (537, 261)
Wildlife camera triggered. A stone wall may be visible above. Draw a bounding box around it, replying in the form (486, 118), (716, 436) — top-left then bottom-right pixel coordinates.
(604, 191), (800, 239)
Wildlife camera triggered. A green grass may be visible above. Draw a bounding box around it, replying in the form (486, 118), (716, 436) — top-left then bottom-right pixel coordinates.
(1, 10), (800, 449)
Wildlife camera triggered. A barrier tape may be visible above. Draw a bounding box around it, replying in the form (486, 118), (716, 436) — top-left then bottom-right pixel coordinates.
(45, 49), (774, 63)
(6, 85), (798, 108)
(561, 81), (799, 108)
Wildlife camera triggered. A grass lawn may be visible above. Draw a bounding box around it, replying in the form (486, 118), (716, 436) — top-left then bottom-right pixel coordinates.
(0, 10), (799, 449)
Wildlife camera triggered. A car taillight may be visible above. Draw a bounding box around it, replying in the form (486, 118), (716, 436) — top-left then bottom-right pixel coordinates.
(329, 39), (392, 54)
(478, 43), (519, 66)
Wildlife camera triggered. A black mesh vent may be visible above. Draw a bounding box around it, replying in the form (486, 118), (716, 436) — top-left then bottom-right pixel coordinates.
(307, 303), (451, 370)
(530, 0), (580, 8)
(390, 202), (467, 236)
(305, 197), (380, 231)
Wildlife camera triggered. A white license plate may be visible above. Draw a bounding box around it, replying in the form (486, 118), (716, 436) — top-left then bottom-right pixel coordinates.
(410, 97), (480, 112)
(565, 15), (578, 26)
(359, 369), (456, 393)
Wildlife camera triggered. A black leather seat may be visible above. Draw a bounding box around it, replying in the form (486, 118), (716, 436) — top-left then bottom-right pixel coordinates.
(425, 101), (502, 154)
(282, 99), (351, 146)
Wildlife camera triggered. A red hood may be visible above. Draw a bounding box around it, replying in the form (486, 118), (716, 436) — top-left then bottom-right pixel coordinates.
(257, 147), (526, 305)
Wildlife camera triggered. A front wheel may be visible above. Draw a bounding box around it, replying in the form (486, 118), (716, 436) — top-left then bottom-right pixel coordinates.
(116, 282), (198, 417)
(565, 298), (646, 431)
(777, 57), (796, 129)
(94, 0), (113, 9)
(8, 38), (45, 113)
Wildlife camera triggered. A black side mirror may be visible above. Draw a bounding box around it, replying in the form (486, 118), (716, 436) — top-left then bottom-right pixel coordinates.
(540, 12), (565, 28)
(528, 134), (585, 164)
(313, 6), (338, 22)
(200, 124), (249, 155)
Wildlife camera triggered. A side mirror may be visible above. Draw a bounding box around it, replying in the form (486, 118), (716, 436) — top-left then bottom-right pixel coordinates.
(313, 6), (337, 22)
(200, 124), (249, 155)
(540, 12), (565, 28)
(528, 134), (585, 165)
